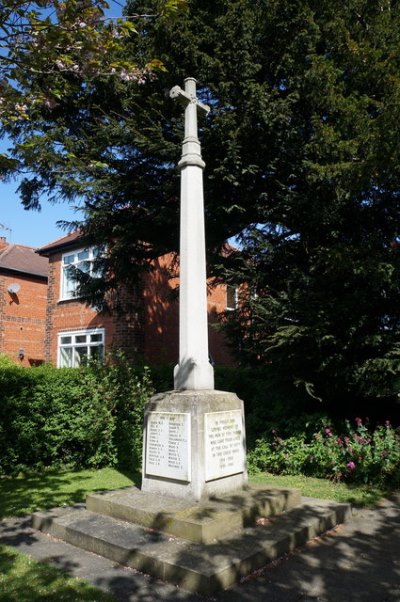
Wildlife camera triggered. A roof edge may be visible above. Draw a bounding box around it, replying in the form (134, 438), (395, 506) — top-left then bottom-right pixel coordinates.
(36, 233), (88, 257)
(0, 265), (48, 280)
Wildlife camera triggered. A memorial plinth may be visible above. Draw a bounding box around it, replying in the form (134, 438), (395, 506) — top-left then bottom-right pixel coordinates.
(141, 390), (248, 501)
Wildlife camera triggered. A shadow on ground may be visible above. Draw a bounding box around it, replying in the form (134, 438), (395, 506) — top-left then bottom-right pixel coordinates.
(0, 468), (140, 520)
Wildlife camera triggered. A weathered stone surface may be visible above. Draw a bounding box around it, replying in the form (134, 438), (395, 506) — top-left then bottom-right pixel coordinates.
(86, 485), (301, 544)
(33, 490), (351, 595)
(141, 390), (248, 501)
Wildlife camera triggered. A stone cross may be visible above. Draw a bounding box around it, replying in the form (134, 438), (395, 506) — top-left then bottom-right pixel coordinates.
(170, 77), (214, 390)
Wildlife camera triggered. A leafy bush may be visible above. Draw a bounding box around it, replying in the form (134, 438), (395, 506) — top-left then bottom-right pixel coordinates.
(248, 418), (400, 487)
(0, 356), (153, 476)
(92, 353), (152, 471)
(0, 354), (19, 369)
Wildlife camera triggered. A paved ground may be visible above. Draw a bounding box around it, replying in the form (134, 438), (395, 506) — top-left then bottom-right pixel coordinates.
(1, 493), (400, 602)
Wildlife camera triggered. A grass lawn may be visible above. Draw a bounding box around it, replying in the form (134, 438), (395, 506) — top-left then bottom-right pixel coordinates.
(0, 544), (116, 602)
(0, 467), (137, 520)
(251, 472), (391, 507)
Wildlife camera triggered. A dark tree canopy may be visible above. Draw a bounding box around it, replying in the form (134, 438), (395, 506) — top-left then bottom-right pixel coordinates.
(3, 0), (400, 410)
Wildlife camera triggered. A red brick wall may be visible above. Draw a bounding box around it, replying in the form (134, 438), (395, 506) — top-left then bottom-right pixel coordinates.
(142, 253), (235, 367)
(45, 252), (143, 364)
(44, 248), (235, 367)
(0, 272), (47, 365)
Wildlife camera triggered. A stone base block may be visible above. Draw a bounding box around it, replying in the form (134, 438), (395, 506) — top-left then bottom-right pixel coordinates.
(86, 485), (302, 544)
(32, 491), (352, 595)
(141, 390), (247, 501)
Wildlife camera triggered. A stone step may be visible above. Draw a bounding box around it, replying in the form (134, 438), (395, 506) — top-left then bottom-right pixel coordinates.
(85, 485), (302, 543)
(32, 496), (351, 595)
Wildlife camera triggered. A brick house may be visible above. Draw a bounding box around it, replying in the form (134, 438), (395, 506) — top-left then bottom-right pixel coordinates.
(0, 237), (48, 365)
(37, 232), (235, 367)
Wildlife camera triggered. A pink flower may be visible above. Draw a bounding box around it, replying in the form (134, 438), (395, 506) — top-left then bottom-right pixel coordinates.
(355, 417), (363, 426)
(324, 428), (333, 437)
(347, 461), (356, 472)
(385, 420), (391, 428)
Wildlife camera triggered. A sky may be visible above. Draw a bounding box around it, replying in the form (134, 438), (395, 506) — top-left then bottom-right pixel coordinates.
(0, 1), (123, 249)
(0, 176), (80, 248)
(0, 150), (80, 249)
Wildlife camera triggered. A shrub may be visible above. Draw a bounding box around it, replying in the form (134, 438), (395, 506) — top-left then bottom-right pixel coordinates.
(92, 353), (153, 471)
(0, 357), (153, 476)
(248, 418), (400, 487)
(0, 354), (19, 369)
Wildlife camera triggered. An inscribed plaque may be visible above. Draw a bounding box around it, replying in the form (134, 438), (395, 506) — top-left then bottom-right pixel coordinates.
(145, 412), (191, 481)
(204, 410), (244, 481)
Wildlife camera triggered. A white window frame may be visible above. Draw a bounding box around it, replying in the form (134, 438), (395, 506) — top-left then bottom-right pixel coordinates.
(60, 246), (100, 301)
(57, 328), (105, 368)
(226, 285), (239, 311)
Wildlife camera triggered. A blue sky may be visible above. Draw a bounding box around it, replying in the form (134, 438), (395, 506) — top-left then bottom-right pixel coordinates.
(0, 1), (123, 249)
(0, 150), (80, 249)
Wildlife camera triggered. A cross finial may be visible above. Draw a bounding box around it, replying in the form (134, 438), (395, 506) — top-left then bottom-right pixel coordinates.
(170, 78), (210, 170)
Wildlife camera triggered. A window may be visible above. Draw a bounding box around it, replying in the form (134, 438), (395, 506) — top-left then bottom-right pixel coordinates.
(58, 329), (105, 367)
(226, 285), (239, 311)
(61, 247), (101, 300)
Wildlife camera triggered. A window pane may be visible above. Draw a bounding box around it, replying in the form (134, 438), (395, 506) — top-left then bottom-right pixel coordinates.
(90, 333), (103, 342)
(75, 335), (87, 344)
(60, 336), (72, 344)
(77, 250), (89, 261)
(63, 254), (75, 265)
(74, 346), (88, 365)
(90, 345), (104, 361)
(79, 260), (91, 274)
(226, 285), (238, 310)
(60, 347), (73, 367)
(62, 268), (76, 298)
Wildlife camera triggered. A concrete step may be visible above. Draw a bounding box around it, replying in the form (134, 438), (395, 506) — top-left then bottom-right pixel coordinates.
(85, 485), (302, 543)
(32, 495), (351, 595)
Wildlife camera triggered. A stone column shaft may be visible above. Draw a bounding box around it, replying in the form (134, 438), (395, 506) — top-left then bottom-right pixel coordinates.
(172, 78), (214, 391)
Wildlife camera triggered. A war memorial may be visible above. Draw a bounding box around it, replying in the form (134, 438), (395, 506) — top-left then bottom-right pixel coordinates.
(32, 79), (350, 595)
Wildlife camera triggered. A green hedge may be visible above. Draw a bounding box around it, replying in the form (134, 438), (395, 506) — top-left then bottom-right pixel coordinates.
(0, 356), (152, 475)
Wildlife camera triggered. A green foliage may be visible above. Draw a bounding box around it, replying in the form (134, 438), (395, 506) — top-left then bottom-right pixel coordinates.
(0, 354), (19, 369)
(210, 0), (400, 410)
(0, 358), (152, 476)
(248, 418), (400, 488)
(0, 1), (185, 137)
(214, 365), (326, 446)
(92, 353), (152, 470)
(148, 364), (174, 392)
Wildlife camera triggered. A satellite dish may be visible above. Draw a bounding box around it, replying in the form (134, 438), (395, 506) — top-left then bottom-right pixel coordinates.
(8, 283), (21, 295)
